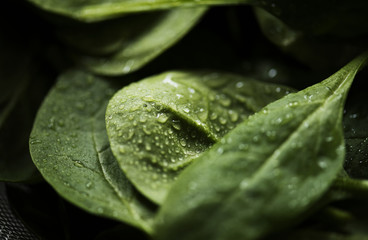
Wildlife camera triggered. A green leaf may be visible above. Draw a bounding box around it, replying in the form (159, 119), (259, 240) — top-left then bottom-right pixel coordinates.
(26, 0), (247, 22)
(254, 7), (367, 71)
(29, 70), (156, 233)
(69, 8), (207, 76)
(154, 54), (368, 240)
(253, 0), (368, 37)
(106, 71), (293, 204)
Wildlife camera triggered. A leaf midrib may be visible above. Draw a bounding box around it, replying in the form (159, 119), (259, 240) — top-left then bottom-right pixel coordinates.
(193, 72), (353, 238)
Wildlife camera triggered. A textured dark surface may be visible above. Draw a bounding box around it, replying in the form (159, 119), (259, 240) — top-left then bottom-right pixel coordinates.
(0, 183), (38, 240)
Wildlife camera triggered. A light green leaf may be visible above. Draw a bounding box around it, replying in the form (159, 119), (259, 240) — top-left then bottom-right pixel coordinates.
(26, 0), (247, 22)
(70, 8), (207, 76)
(29, 70), (156, 233)
(154, 54), (368, 240)
(106, 71), (293, 204)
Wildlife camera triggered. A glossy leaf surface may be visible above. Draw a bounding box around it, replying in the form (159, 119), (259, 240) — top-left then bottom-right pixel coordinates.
(106, 71), (292, 204)
(29, 70), (156, 233)
(26, 0), (247, 21)
(70, 8), (207, 76)
(154, 55), (368, 240)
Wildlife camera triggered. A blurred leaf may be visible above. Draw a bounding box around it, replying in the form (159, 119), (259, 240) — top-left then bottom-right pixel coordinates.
(68, 8), (207, 76)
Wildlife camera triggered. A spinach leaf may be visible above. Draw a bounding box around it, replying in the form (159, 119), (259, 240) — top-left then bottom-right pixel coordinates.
(106, 71), (292, 204)
(25, 0), (246, 22)
(69, 8), (207, 76)
(254, 8), (367, 71)
(154, 54), (368, 240)
(55, 12), (164, 56)
(29, 70), (156, 233)
(26, 0), (368, 37)
(252, 0), (368, 37)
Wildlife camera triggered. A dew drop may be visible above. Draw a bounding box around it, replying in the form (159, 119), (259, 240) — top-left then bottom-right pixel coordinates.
(119, 146), (126, 154)
(172, 120), (181, 130)
(139, 114), (147, 123)
(157, 113), (169, 123)
(219, 97), (231, 107)
(73, 160), (83, 168)
(214, 125), (221, 132)
(143, 95), (155, 102)
(217, 147), (224, 154)
(86, 182), (93, 189)
(145, 143), (152, 151)
(179, 138), (187, 147)
(143, 125), (152, 135)
(228, 110), (239, 122)
(30, 139), (42, 145)
(240, 180), (249, 189)
(325, 136), (333, 142)
(236, 82), (244, 88)
(288, 101), (299, 107)
(268, 68), (277, 78)
(188, 87), (195, 94)
(123, 129), (135, 140)
(318, 159), (328, 169)
(210, 112), (218, 120)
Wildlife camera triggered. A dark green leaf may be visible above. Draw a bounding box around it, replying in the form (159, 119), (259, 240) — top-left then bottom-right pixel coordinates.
(253, 0), (368, 37)
(254, 8), (367, 71)
(69, 8), (207, 76)
(29, 70), (156, 233)
(106, 71), (292, 204)
(154, 54), (368, 240)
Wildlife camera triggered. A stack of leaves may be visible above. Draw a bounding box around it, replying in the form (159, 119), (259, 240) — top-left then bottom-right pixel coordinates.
(2, 0), (368, 239)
